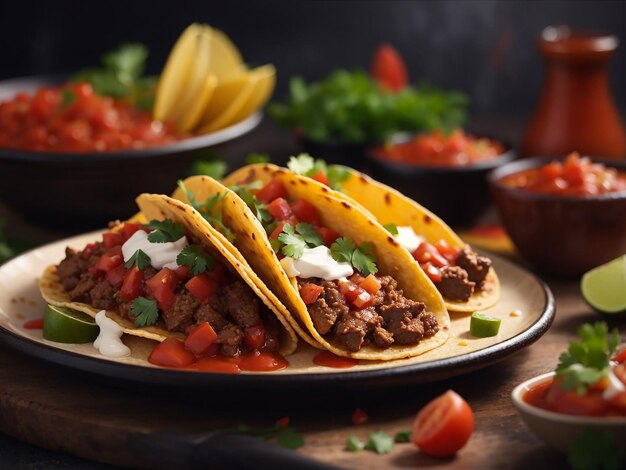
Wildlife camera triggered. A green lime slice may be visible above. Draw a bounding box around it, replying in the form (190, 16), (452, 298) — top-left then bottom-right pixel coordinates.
(43, 305), (100, 343)
(470, 311), (501, 338)
(581, 255), (626, 314)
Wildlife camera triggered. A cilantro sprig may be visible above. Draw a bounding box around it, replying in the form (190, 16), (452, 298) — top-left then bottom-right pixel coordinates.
(331, 237), (378, 276)
(345, 430), (397, 455)
(145, 219), (185, 243)
(188, 159), (227, 179)
(235, 422), (304, 450)
(176, 245), (215, 275)
(383, 223), (399, 236)
(277, 223), (323, 259)
(124, 249), (151, 270)
(287, 154), (351, 190)
(556, 322), (620, 395)
(177, 181), (235, 242)
(246, 152), (270, 164)
(130, 296), (159, 327)
(229, 182), (272, 224)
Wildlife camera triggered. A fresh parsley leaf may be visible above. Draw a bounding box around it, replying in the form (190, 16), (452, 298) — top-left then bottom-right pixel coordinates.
(177, 181), (235, 243)
(230, 184), (271, 224)
(188, 159), (228, 179)
(130, 296), (159, 327)
(278, 224), (307, 259)
(346, 433), (365, 452)
(124, 249), (151, 270)
(60, 89), (76, 107)
(176, 245), (214, 275)
(145, 219), (185, 243)
(556, 322), (620, 395)
(276, 428), (305, 450)
(331, 237), (357, 264)
(364, 431), (394, 455)
(394, 430), (411, 443)
(246, 152), (270, 164)
(270, 238), (282, 253)
(287, 154), (316, 175)
(568, 427), (625, 470)
(326, 165), (351, 190)
(353, 242), (378, 276)
(295, 223), (323, 247)
(384, 223), (399, 236)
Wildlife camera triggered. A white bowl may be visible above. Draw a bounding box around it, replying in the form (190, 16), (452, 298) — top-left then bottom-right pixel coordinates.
(511, 372), (626, 452)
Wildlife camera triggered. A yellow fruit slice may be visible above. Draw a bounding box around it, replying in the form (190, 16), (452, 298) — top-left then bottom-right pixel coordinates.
(153, 24), (201, 121)
(199, 65), (276, 133)
(197, 74), (253, 128)
(204, 25), (245, 79)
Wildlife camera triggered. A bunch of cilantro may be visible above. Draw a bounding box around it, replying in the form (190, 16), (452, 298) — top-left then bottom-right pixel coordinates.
(269, 70), (468, 144)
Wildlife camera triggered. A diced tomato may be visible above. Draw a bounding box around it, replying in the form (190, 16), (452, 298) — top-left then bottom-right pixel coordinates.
(205, 262), (226, 286)
(545, 382), (608, 416)
(290, 199), (320, 224)
(612, 349), (626, 364)
(370, 44), (408, 92)
(267, 197), (293, 221)
(299, 283), (324, 304)
(148, 338), (196, 368)
(311, 171), (330, 186)
(270, 220), (288, 239)
(256, 180), (287, 204)
(413, 242), (449, 268)
(81, 243), (99, 259)
(243, 324), (266, 350)
(609, 391), (626, 412)
(172, 265), (191, 281)
(94, 251), (123, 273)
(106, 264), (127, 288)
(338, 279), (357, 295)
(184, 322), (218, 356)
(358, 274), (381, 295)
(102, 232), (124, 249)
(276, 416), (290, 428)
(613, 364), (626, 386)
(146, 268), (178, 312)
(434, 240), (461, 263)
(345, 286), (374, 310)
(120, 266), (143, 301)
(122, 222), (145, 241)
(185, 274), (218, 303)
(351, 408), (369, 425)
(317, 226), (339, 246)
(421, 262), (442, 283)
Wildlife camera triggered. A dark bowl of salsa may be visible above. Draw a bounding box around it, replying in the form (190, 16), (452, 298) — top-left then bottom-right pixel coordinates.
(488, 153), (626, 277)
(0, 76), (261, 230)
(366, 129), (515, 228)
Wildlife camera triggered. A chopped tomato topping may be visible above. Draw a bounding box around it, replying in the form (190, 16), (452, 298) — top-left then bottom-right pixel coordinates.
(413, 242), (449, 268)
(611, 349), (626, 364)
(172, 265), (191, 281)
(102, 232), (123, 249)
(311, 171), (330, 186)
(351, 408), (369, 425)
(358, 274), (381, 295)
(290, 199), (320, 224)
(434, 240), (460, 263)
(148, 338), (196, 368)
(185, 273), (218, 303)
(267, 197), (294, 221)
(122, 222), (145, 241)
(146, 268), (177, 312)
(421, 262), (442, 283)
(184, 322), (218, 356)
(106, 264), (128, 288)
(276, 416), (290, 428)
(317, 226), (339, 246)
(270, 220), (289, 239)
(81, 243), (99, 259)
(120, 266), (143, 301)
(256, 180), (287, 204)
(205, 263), (226, 286)
(345, 286), (374, 310)
(243, 324), (266, 350)
(299, 283), (324, 304)
(94, 251), (123, 273)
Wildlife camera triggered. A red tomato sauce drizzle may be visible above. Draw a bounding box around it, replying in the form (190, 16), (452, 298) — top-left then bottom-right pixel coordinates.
(313, 351), (359, 369)
(23, 318), (45, 330)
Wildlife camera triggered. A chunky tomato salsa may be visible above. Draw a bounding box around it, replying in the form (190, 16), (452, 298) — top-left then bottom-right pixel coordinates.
(55, 220), (285, 372)
(372, 129), (504, 167)
(499, 152), (626, 196)
(0, 82), (182, 152)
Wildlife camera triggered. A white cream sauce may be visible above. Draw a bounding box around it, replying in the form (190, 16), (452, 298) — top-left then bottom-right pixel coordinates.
(394, 226), (425, 253)
(94, 311), (130, 357)
(121, 230), (188, 270)
(282, 246), (353, 281)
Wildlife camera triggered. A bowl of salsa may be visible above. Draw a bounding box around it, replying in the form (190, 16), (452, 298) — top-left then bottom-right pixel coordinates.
(489, 153), (626, 277)
(366, 129), (515, 227)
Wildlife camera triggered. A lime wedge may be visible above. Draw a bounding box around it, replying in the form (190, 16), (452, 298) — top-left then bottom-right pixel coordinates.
(581, 255), (626, 314)
(470, 311), (501, 338)
(43, 305), (99, 343)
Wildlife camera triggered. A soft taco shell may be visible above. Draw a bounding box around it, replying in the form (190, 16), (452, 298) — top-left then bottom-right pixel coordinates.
(178, 169), (450, 360)
(40, 194), (298, 356)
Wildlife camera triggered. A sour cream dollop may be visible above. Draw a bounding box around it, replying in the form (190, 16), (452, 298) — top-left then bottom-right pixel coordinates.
(394, 226), (425, 253)
(94, 311), (130, 357)
(121, 230), (188, 270)
(281, 246), (353, 281)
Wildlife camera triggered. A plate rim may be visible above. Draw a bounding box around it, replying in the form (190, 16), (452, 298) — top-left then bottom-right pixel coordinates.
(0, 235), (555, 388)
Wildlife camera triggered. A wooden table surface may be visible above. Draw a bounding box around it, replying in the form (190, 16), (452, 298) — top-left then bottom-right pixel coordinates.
(1, 118), (621, 469)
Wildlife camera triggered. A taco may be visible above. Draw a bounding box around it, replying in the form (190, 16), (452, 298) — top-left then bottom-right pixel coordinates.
(173, 169), (450, 360)
(39, 193), (298, 358)
(224, 157), (500, 313)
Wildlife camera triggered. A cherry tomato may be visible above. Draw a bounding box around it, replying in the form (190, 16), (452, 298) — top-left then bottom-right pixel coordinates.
(299, 283), (324, 304)
(256, 180), (287, 203)
(184, 322), (218, 356)
(412, 390), (474, 457)
(370, 44), (408, 92)
(148, 338), (196, 368)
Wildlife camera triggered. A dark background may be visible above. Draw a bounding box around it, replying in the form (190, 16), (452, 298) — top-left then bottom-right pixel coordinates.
(1, 0), (624, 118)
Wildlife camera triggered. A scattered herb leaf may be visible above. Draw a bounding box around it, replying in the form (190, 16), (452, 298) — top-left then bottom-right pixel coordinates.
(229, 183), (271, 224)
(394, 430), (411, 443)
(330, 237), (357, 264)
(568, 427), (625, 470)
(276, 427), (305, 450)
(176, 245), (214, 275)
(188, 159), (228, 179)
(286, 154), (350, 190)
(124, 249), (151, 270)
(331, 237), (378, 275)
(246, 152), (271, 164)
(130, 296), (159, 327)
(295, 223), (323, 247)
(364, 431), (394, 455)
(278, 224), (308, 259)
(287, 154), (316, 175)
(384, 223), (399, 236)
(145, 219), (185, 243)
(178, 181), (236, 243)
(346, 434), (365, 452)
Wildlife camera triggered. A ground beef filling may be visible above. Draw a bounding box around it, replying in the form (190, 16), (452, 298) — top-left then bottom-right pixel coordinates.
(436, 247), (492, 302)
(302, 274), (439, 352)
(56, 245), (280, 357)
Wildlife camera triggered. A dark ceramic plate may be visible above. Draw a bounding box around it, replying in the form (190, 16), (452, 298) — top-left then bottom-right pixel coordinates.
(0, 231), (554, 392)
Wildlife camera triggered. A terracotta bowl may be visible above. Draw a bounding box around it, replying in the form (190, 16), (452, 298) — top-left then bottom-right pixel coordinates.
(511, 372), (626, 453)
(488, 157), (626, 278)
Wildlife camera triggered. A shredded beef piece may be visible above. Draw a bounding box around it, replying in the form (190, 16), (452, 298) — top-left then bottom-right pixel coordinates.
(90, 279), (117, 310)
(162, 290), (198, 331)
(222, 281), (260, 327)
(307, 280), (348, 334)
(455, 247), (491, 289)
(438, 266), (475, 301)
(56, 248), (86, 291)
(419, 312), (439, 338)
(194, 303), (229, 331)
(333, 310), (368, 352)
(218, 323), (243, 357)
(372, 326), (394, 348)
(69, 273), (96, 303)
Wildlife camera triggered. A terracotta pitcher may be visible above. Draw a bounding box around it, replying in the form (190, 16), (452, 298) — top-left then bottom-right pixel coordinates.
(522, 26), (626, 159)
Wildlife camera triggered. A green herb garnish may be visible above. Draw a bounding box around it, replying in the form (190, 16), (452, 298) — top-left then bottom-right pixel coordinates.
(130, 296), (159, 327)
(124, 249), (151, 270)
(188, 159), (228, 179)
(556, 322), (620, 395)
(177, 181), (235, 243)
(246, 152), (271, 164)
(229, 182), (271, 224)
(176, 245), (214, 275)
(331, 237), (378, 276)
(286, 154), (350, 190)
(394, 430), (411, 443)
(383, 223), (399, 236)
(364, 431), (394, 455)
(568, 427), (625, 470)
(346, 433), (365, 452)
(145, 219), (185, 243)
(295, 223), (323, 247)
(235, 423), (305, 450)
(278, 224), (308, 259)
